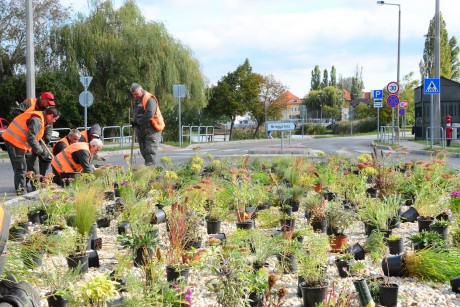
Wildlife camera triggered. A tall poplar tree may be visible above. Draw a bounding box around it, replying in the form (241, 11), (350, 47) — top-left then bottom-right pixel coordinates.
(419, 13), (459, 81)
(310, 65), (321, 90)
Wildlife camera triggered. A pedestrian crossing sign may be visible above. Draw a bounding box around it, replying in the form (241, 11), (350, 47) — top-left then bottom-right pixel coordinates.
(424, 78), (440, 95)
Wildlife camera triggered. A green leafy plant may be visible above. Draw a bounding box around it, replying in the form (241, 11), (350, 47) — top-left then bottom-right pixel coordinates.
(432, 219), (450, 227)
(74, 273), (118, 306)
(387, 233), (402, 241)
(408, 230), (445, 250)
(296, 230), (330, 287)
(326, 199), (356, 235)
(39, 259), (81, 301)
(365, 231), (386, 264)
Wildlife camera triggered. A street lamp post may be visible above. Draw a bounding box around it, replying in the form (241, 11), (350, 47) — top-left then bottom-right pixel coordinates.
(377, 1), (401, 140)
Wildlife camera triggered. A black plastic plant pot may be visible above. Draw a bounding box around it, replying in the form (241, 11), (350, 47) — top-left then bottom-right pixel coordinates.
(387, 238), (404, 255)
(450, 276), (460, 293)
(353, 279), (374, 307)
(364, 222), (377, 236)
(87, 249), (100, 268)
(281, 206), (292, 216)
(400, 207), (419, 223)
(236, 220), (254, 230)
(151, 207), (166, 224)
(335, 259), (351, 278)
(66, 253), (88, 274)
(8, 223), (29, 242)
(97, 217), (111, 228)
(417, 216), (434, 232)
(379, 283), (399, 307)
(345, 243), (365, 261)
(165, 265), (190, 284)
(366, 187), (377, 198)
(206, 219), (221, 234)
(323, 192), (336, 201)
(381, 255), (405, 277)
(276, 254), (297, 274)
(105, 190), (115, 201)
(299, 282), (328, 307)
(134, 245), (154, 267)
(297, 276), (305, 298)
(117, 221), (131, 235)
(310, 219), (327, 233)
(429, 224), (449, 240)
(47, 292), (70, 307)
(248, 291), (263, 307)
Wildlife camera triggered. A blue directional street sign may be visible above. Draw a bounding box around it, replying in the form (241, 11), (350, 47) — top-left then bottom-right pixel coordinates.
(399, 109), (406, 117)
(424, 78), (440, 95)
(373, 90), (383, 99)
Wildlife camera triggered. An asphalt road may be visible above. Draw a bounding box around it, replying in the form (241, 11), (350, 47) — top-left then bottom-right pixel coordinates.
(1, 135), (459, 201)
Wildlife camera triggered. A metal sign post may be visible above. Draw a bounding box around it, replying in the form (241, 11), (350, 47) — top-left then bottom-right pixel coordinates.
(79, 75), (93, 130)
(424, 78), (440, 148)
(386, 82), (400, 145)
(266, 122), (295, 150)
(173, 84), (186, 147)
(373, 90), (383, 141)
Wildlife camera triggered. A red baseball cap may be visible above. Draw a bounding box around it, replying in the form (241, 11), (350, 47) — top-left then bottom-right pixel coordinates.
(41, 92), (55, 106)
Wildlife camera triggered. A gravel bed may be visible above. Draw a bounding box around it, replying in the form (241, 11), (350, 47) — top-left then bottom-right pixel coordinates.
(7, 197), (460, 307)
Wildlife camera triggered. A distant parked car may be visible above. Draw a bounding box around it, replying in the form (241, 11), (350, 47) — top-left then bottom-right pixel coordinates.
(0, 117), (10, 151)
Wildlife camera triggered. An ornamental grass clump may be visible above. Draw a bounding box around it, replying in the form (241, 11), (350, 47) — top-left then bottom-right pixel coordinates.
(404, 248), (460, 282)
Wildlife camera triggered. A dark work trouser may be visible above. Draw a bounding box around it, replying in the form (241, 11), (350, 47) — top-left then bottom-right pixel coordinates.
(4, 142), (27, 195)
(137, 127), (161, 166)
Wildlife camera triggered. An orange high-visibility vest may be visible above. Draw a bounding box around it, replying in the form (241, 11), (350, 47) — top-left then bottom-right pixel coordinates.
(24, 98), (38, 112)
(141, 91), (165, 132)
(51, 142), (90, 174)
(79, 130), (89, 143)
(2, 111), (45, 152)
(52, 136), (71, 156)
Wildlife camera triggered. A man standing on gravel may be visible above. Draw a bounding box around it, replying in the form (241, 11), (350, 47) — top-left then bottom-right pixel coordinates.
(130, 83), (165, 166)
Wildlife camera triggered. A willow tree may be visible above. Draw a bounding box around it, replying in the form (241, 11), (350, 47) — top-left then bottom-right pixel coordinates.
(50, 0), (206, 134)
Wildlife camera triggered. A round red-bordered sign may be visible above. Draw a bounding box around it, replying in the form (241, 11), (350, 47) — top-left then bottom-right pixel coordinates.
(387, 81), (400, 94)
(386, 94), (400, 108)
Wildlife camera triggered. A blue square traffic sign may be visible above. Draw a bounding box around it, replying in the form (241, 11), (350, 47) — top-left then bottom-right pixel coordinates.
(373, 90), (383, 99)
(424, 78), (440, 95)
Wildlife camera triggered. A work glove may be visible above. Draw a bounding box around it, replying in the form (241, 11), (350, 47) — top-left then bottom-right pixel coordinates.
(130, 121), (138, 128)
(38, 154), (52, 164)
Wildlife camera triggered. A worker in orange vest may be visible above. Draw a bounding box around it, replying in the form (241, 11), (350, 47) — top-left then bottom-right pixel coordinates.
(52, 129), (81, 156)
(130, 83), (165, 166)
(11, 92), (56, 180)
(51, 138), (103, 186)
(2, 107), (60, 195)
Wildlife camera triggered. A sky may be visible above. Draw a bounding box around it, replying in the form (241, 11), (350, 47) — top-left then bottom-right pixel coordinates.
(60, 0), (460, 98)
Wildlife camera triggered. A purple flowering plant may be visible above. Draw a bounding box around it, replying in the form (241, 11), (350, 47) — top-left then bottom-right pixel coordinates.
(450, 191), (460, 214)
(171, 283), (193, 306)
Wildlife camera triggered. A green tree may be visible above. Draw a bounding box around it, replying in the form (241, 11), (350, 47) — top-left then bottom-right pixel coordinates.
(321, 69), (329, 89)
(205, 59), (258, 140)
(49, 0), (206, 136)
(0, 0), (70, 116)
(249, 74), (287, 138)
(350, 65), (365, 100)
(419, 13), (459, 81)
(449, 36), (460, 81)
(310, 65), (321, 91)
(330, 66), (337, 87)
